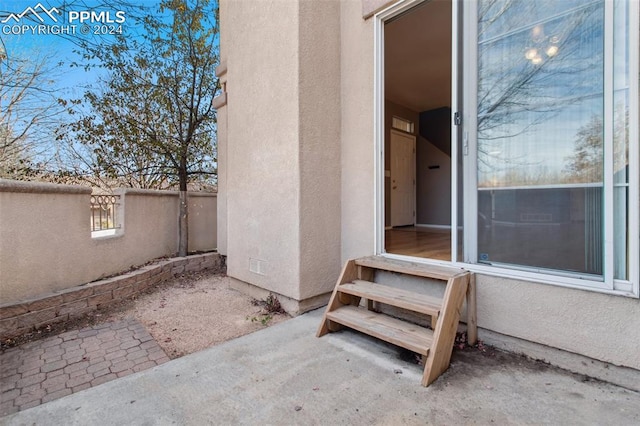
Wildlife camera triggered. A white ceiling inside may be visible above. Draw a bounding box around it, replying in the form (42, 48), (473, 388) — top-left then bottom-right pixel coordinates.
(384, 0), (452, 113)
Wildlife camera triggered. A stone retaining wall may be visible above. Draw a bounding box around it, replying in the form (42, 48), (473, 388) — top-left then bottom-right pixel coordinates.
(0, 253), (225, 341)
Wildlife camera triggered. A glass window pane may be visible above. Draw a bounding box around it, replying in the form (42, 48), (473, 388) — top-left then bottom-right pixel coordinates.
(613, 0), (630, 280)
(476, 0), (605, 275)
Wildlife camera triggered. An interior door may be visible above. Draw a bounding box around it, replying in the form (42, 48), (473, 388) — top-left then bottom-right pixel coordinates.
(390, 129), (416, 227)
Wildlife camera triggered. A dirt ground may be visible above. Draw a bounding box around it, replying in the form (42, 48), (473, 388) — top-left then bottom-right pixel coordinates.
(2, 271), (289, 359)
(104, 271), (290, 358)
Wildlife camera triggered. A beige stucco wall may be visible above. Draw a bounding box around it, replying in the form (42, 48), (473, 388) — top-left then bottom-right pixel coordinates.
(215, 0), (229, 257)
(476, 276), (640, 370)
(298, 0), (342, 300)
(222, 0), (302, 300)
(335, 0), (640, 371)
(340, 0), (376, 262)
(215, 78), (228, 257)
(221, 0), (343, 303)
(188, 192), (218, 253)
(217, 0), (639, 370)
(0, 180), (216, 303)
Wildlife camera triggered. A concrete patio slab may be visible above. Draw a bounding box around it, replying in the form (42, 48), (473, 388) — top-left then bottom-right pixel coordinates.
(2, 309), (639, 425)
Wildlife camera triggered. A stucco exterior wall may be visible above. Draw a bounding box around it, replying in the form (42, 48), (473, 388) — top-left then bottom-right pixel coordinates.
(221, 0), (343, 304)
(336, 1), (639, 371)
(222, 0), (302, 300)
(215, 78), (228, 257)
(217, 0), (638, 372)
(476, 275), (640, 370)
(0, 180), (216, 303)
(215, 0), (229, 257)
(340, 0), (376, 262)
(298, 0), (342, 300)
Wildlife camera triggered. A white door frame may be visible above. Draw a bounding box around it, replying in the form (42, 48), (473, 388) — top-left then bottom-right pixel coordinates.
(374, 0), (459, 264)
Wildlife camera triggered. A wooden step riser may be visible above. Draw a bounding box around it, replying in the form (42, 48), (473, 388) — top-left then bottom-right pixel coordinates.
(356, 256), (467, 282)
(318, 256), (474, 388)
(326, 306), (432, 356)
(338, 280), (442, 317)
(371, 304), (440, 330)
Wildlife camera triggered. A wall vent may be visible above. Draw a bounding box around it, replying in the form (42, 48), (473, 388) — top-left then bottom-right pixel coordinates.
(249, 258), (267, 275)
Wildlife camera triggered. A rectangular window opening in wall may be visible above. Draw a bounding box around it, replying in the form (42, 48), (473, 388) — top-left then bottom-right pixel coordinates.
(90, 194), (121, 238)
(392, 116), (415, 134)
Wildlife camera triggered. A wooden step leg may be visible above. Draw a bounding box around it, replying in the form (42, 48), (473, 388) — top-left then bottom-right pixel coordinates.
(316, 260), (359, 337)
(421, 274), (469, 386)
(430, 313), (438, 330)
(359, 266), (375, 311)
(466, 273), (477, 346)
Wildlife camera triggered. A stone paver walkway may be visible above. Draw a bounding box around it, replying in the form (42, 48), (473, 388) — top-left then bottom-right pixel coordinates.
(0, 318), (169, 415)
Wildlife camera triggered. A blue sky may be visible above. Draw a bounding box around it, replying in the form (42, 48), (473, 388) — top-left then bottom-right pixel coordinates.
(1, 0), (218, 104)
(0, 0), (148, 98)
(0, 1), (190, 164)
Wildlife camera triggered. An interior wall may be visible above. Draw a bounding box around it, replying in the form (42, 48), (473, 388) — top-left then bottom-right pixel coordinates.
(384, 100), (419, 227)
(416, 107), (452, 226)
(416, 137), (451, 225)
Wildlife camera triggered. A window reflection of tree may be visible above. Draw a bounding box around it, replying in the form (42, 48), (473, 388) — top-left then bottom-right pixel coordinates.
(477, 0), (604, 186)
(563, 105), (629, 183)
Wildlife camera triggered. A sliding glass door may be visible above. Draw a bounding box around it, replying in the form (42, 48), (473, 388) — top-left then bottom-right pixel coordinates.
(469, 0), (637, 288)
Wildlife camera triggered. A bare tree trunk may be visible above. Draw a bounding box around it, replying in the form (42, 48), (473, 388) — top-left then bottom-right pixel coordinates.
(178, 158), (188, 257)
(178, 189), (188, 257)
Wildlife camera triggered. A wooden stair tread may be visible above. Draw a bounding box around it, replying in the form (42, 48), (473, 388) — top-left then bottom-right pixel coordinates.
(356, 256), (467, 281)
(340, 280), (441, 316)
(326, 305), (433, 356)
(317, 258), (475, 387)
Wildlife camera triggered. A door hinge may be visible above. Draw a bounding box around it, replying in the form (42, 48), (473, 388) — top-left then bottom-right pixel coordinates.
(454, 112), (462, 126)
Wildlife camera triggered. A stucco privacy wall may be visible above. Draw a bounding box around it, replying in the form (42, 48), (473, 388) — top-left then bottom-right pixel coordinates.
(0, 180), (216, 303)
(188, 192), (218, 253)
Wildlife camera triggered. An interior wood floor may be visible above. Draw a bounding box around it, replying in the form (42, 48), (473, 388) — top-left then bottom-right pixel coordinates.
(385, 227), (451, 261)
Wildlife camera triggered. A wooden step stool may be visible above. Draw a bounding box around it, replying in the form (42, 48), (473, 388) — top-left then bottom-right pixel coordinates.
(317, 256), (475, 386)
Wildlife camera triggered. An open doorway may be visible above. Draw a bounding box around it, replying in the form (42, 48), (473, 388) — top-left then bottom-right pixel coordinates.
(383, 0), (454, 261)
